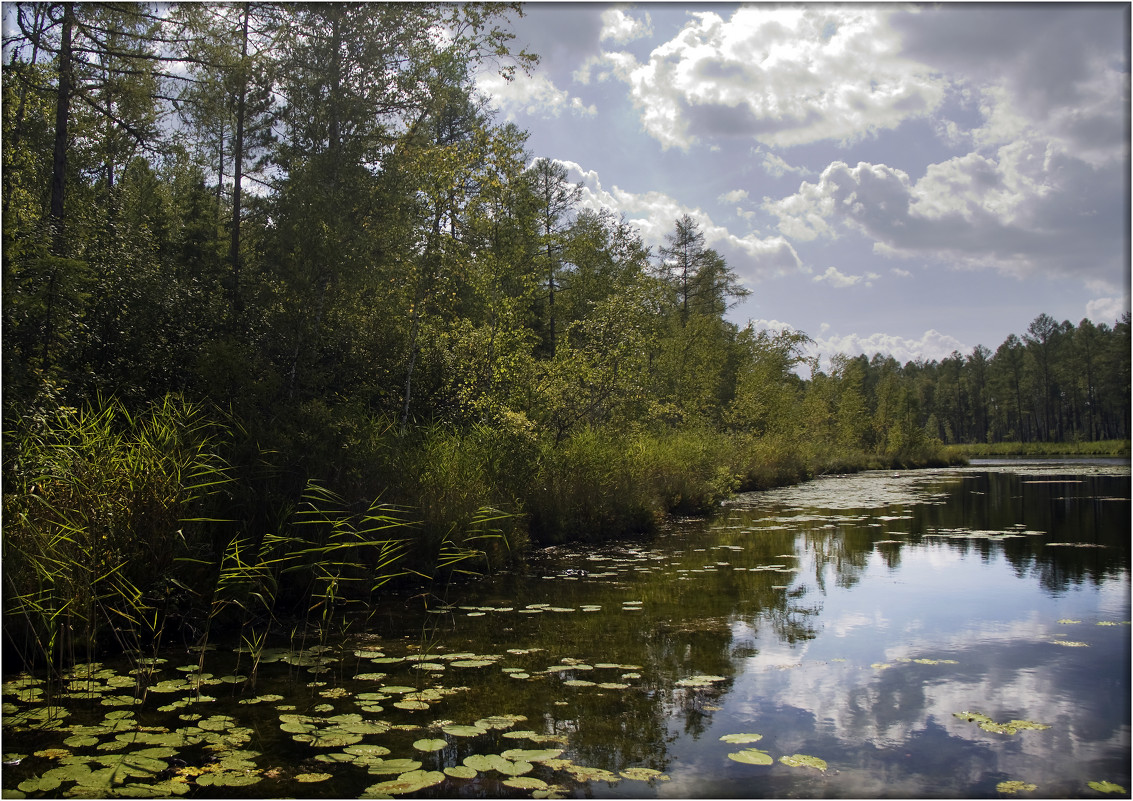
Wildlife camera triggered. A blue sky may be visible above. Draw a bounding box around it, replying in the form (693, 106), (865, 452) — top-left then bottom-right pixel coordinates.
(476, 3), (1131, 366)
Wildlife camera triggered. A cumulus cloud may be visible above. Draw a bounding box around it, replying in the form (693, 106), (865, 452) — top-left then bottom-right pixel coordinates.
(599, 8), (652, 44)
(812, 328), (968, 367)
(477, 69), (596, 120)
(891, 4), (1130, 166)
(813, 266), (879, 288)
(556, 159), (806, 282)
(718, 189), (749, 204)
(1086, 297), (1130, 326)
(595, 6), (945, 150)
(765, 146), (1128, 290)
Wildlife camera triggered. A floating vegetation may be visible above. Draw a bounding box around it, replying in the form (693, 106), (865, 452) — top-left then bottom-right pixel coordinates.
(719, 733), (763, 744)
(362, 769), (444, 796)
(444, 765), (477, 779)
(953, 712), (1050, 735)
(779, 754), (827, 771)
(620, 767), (670, 781)
(295, 772), (332, 782)
(412, 738), (448, 752)
(675, 674), (727, 687)
(1058, 619), (1082, 625)
(1088, 780), (1126, 793)
(997, 780), (1038, 794)
(504, 775), (550, 790)
(728, 748), (774, 765)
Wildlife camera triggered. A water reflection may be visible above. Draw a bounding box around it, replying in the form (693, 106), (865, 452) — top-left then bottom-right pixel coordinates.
(2, 464), (1128, 798)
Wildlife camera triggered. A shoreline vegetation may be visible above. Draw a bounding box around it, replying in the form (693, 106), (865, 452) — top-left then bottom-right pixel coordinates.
(950, 440), (1130, 458)
(3, 4), (1129, 673)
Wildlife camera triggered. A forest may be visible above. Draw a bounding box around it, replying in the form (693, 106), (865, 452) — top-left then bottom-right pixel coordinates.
(2, 4), (1129, 662)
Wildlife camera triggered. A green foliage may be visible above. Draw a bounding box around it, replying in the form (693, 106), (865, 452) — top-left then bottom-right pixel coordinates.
(2, 394), (230, 666)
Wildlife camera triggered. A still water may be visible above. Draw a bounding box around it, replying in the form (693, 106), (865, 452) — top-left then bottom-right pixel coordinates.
(3, 461), (1130, 798)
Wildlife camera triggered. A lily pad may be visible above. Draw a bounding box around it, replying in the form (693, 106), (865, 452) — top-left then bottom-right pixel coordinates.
(1088, 780), (1126, 793)
(779, 754), (827, 771)
(442, 724), (485, 737)
(503, 776), (550, 790)
(363, 770), (445, 795)
(728, 748), (774, 765)
(296, 772), (332, 782)
(620, 767), (670, 781)
(997, 780), (1038, 794)
(675, 675), (727, 687)
(501, 748), (563, 763)
(719, 733), (763, 744)
(367, 758), (424, 775)
(412, 738), (448, 752)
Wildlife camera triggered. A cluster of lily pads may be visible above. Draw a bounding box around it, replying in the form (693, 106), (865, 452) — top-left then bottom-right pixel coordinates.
(720, 733), (827, 772)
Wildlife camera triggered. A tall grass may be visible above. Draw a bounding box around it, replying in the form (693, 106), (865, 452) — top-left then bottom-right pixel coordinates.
(3, 395), (230, 672)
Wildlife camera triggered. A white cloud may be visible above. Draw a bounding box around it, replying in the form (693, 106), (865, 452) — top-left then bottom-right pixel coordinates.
(813, 266), (878, 288)
(1086, 297), (1130, 326)
(477, 70), (596, 120)
(811, 328), (968, 367)
(599, 8), (652, 44)
(760, 151), (813, 179)
(557, 159), (806, 282)
(891, 268), (911, 278)
(598, 6), (946, 150)
(718, 188), (749, 204)
(766, 146), (1128, 291)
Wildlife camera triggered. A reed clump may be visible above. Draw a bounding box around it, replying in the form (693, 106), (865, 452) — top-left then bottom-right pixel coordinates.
(2, 394), (230, 670)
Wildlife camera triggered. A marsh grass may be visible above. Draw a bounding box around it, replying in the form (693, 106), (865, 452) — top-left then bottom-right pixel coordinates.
(2, 394), (230, 675)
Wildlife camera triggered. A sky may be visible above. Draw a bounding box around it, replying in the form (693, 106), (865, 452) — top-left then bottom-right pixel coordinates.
(475, 2), (1131, 367)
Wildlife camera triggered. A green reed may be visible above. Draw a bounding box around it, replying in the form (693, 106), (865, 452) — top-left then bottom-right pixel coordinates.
(2, 394), (231, 676)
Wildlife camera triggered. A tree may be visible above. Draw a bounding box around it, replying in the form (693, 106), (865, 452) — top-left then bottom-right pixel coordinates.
(526, 157), (581, 357)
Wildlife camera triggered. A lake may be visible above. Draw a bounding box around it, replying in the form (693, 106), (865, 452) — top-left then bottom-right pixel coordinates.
(3, 460), (1129, 798)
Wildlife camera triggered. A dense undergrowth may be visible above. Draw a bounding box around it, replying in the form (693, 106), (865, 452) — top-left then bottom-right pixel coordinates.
(2, 393), (960, 672)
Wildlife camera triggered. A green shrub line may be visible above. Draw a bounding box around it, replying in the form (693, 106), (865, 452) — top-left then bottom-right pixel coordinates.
(3, 394), (964, 669)
(949, 440), (1130, 458)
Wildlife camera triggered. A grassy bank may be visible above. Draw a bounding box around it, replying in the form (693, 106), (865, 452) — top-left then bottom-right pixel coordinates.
(951, 440), (1130, 458)
(2, 395), (963, 669)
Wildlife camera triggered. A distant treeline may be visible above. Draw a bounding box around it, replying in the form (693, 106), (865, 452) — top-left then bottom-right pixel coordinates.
(824, 313), (1130, 449)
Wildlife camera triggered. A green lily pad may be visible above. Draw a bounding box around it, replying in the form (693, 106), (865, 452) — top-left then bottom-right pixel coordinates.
(442, 724), (485, 737)
(780, 754), (827, 771)
(998, 780), (1038, 794)
(720, 733), (763, 744)
(503, 776), (550, 790)
(620, 767), (670, 781)
(445, 765), (478, 779)
(475, 714), (526, 730)
(367, 758), (424, 775)
(728, 748), (774, 765)
(363, 770), (445, 795)
(393, 700), (431, 711)
(412, 738), (448, 752)
(296, 772), (332, 782)
(195, 771), (262, 787)
(675, 675), (727, 687)
(1089, 780), (1126, 793)
(17, 775), (62, 794)
(501, 748), (563, 763)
